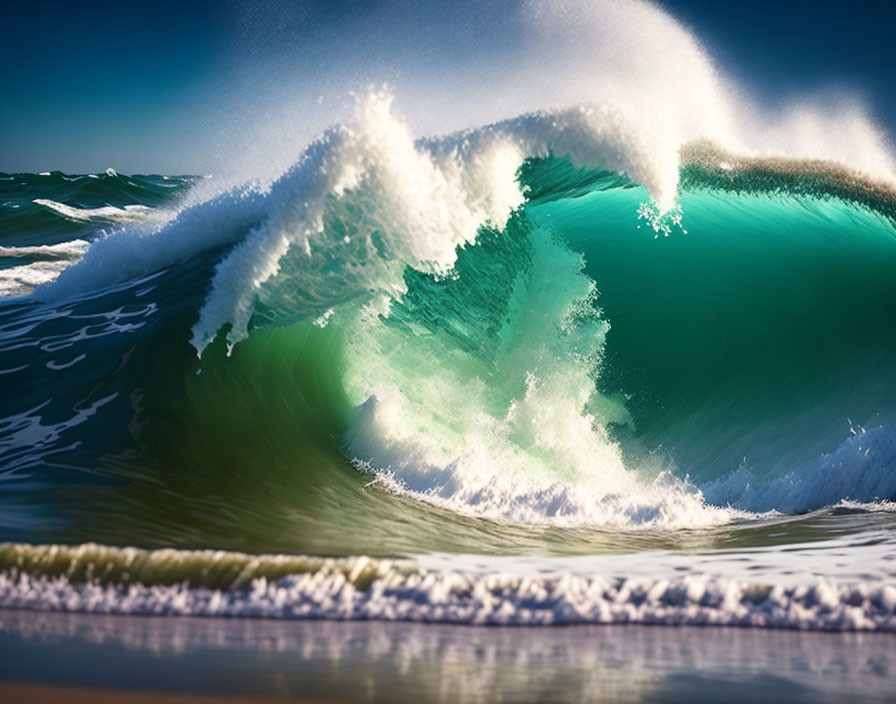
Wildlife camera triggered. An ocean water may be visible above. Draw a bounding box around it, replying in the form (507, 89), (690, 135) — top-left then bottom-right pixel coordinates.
(2, 144), (895, 632)
(2, 1), (896, 637)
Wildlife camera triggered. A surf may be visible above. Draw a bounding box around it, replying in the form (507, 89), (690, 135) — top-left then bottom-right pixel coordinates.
(0, 0), (895, 633)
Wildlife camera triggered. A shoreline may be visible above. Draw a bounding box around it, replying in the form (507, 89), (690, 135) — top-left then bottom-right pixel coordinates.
(0, 683), (323, 704)
(1, 609), (894, 703)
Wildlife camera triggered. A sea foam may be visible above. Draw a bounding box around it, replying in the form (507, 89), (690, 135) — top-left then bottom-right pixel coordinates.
(1, 541), (894, 631)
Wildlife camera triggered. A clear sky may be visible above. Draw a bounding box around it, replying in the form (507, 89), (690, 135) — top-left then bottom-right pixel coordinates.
(2, 0), (894, 174)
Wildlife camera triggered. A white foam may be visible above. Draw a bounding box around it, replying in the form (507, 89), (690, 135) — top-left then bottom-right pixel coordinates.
(703, 426), (896, 513)
(1, 262), (81, 298)
(1, 548), (894, 631)
(32, 199), (165, 223)
(0, 240), (90, 259)
(0, 240), (91, 297)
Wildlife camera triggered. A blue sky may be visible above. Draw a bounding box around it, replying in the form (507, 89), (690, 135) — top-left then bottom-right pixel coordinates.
(2, 0), (894, 174)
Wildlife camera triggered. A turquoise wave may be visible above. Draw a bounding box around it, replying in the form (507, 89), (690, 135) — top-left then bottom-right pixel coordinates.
(0, 146), (895, 560)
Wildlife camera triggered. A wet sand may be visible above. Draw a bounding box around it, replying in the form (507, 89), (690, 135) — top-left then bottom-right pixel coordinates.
(0, 609), (894, 703)
(0, 683), (314, 703)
